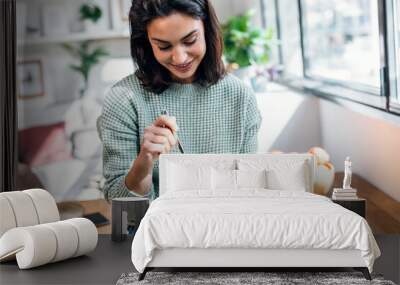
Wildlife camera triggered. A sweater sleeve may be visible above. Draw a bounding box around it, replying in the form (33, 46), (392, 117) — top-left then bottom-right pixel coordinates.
(240, 87), (262, 153)
(98, 86), (149, 200)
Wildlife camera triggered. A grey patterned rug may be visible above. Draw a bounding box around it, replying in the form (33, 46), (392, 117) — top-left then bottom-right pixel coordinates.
(116, 271), (396, 285)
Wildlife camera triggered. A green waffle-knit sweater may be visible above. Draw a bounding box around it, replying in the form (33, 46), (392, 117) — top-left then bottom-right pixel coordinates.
(98, 73), (262, 200)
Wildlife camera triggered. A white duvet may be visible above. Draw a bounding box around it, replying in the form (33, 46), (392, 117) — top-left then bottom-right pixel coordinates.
(131, 189), (380, 273)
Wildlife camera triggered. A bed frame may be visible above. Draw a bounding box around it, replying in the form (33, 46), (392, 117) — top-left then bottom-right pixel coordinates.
(140, 248), (371, 280)
(138, 154), (371, 281)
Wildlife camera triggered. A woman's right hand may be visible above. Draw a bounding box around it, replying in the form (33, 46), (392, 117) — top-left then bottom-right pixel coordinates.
(139, 115), (179, 161)
(125, 115), (178, 195)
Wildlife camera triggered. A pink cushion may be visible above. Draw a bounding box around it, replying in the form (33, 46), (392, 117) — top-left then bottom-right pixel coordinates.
(19, 122), (72, 167)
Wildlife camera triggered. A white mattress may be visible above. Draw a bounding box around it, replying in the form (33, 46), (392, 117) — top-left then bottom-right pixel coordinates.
(131, 190), (380, 273)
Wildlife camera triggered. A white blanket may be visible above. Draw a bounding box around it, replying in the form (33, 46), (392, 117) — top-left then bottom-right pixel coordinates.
(131, 190), (380, 273)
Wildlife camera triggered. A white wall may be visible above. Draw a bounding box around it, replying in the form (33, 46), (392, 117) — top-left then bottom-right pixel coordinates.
(256, 84), (321, 153)
(320, 100), (400, 202)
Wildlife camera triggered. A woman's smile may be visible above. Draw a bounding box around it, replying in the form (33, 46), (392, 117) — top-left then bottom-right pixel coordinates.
(170, 60), (194, 73)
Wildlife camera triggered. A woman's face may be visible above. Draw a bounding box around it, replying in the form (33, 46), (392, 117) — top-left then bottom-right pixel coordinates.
(147, 12), (206, 83)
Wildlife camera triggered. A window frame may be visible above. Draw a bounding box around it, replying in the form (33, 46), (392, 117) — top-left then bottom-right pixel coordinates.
(387, 0), (400, 113)
(265, 0), (400, 116)
(299, 0), (385, 107)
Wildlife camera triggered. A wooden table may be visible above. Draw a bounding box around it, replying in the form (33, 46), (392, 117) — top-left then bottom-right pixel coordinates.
(57, 199), (112, 234)
(333, 172), (400, 234)
(79, 199), (112, 234)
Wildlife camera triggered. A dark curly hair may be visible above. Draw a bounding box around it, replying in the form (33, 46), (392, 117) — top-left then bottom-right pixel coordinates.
(129, 0), (226, 94)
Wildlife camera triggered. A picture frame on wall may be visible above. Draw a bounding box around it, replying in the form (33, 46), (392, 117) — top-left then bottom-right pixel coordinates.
(119, 0), (131, 21)
(17, 60), (45, 99)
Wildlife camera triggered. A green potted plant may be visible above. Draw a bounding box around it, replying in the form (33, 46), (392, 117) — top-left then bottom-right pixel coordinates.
(79, 2), (103, 32)
(222, 10), (273, 84)
(62, 40), (109, 98)
(61, 40), (108, 126)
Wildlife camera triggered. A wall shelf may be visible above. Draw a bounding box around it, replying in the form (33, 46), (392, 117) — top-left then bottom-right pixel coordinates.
(19, 30), (130, 46)
(17, 0), (131, 46)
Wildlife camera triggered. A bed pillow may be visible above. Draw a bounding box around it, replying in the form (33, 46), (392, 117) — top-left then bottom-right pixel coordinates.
(236, 169), (268, 189)
(211, 168), (268, 190)
(238, 159), (309, 191)
(211, 168), (236, 190)
(167, 162), (212, 192)
(266, 162), (308, 191)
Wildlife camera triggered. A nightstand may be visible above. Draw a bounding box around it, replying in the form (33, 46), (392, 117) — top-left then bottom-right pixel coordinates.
(332, 198), (366, 218)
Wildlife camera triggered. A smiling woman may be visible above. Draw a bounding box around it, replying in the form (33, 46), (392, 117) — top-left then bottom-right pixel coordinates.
(129, 0), (225, 93)
(98, 0), (262, 200)
(147, 13), (206, 84)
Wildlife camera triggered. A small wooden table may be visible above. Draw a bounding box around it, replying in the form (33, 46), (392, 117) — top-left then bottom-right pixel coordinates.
(79, 199), (112, 234)
(58, 199), (112, 234)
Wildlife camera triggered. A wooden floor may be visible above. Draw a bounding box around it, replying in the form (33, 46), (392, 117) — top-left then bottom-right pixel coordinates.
(73, 172), (400, 235)
(333, 172), (400, 234)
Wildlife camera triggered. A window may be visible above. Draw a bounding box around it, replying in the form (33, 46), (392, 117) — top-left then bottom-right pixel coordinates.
(260, 0), (281, 66)
(277, 0), (304, 77)
(262, 0), (400, 115)
(385, 0), (400, 113)
(301, 0), (381, 93)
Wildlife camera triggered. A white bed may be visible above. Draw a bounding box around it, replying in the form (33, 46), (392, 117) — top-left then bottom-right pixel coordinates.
(131, 154), (380, 280)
